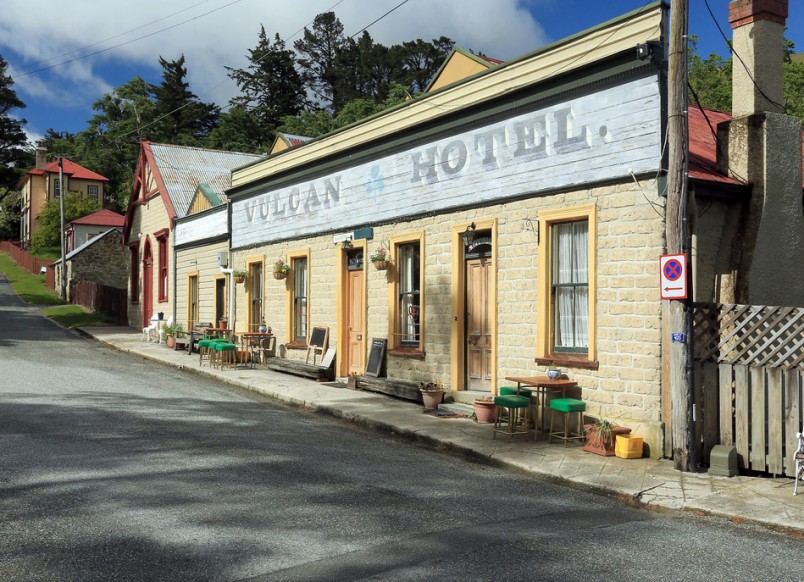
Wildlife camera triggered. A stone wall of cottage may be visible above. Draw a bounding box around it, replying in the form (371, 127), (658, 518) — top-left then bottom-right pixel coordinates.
(231, 178), (671, 450)
(69, 230), (128, 290)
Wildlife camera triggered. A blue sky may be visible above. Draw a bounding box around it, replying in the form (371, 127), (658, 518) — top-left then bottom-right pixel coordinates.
(1, 0), (801, 145)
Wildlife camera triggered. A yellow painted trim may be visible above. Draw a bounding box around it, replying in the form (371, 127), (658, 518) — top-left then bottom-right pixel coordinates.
(286, 247), (310, 344)
(335, 239), (367, 377)
(387, 231), (425, 350)
(536, 203), (597, 361)
(450, 218), (497, 392)
(245, 256), (265, 332)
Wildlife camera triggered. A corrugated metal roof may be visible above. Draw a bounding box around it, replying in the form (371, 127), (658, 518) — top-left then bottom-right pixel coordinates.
(149, 143), (263, 218)
(70, 208), (125, 227)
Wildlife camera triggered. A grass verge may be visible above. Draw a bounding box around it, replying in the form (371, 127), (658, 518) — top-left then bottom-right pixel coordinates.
(1, 252), (113, 328)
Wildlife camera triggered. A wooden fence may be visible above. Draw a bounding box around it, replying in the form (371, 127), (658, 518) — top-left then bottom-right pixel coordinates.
(694, 303), (804, 477)
(70, 281), (127, 324)
(0, 241), (55, 286)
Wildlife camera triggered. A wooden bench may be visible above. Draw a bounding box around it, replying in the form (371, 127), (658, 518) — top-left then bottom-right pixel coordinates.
(355, 376), (422, 403)
(267, 357), (334, 381)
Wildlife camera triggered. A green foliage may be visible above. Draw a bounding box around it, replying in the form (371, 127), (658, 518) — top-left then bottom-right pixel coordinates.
(0, 187), (21, 240)
(0, 54), (32, 190)
(688, 35), (804, 122)
(227, 27), (305, 148)
(0, 252), (63, 305)
(31, 192), (100, 251)
(161, 320), (186, 341)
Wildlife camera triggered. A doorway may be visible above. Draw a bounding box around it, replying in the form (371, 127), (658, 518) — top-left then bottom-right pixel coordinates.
(142, 239), (153, 327)
(343, 248), (365, 375)
(215, 277), (226, 325)
(465, 237), (492, 390)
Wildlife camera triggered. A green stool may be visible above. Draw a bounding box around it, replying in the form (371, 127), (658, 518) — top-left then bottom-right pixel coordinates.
(548, 398), (586, 446)
(214, 342), (237, 369)
(500, 386), (535, 427)
(492, 395), (530, 440)
(197, 339), (213, 366)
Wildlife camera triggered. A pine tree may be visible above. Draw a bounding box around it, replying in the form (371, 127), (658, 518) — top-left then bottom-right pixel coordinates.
(294, 12), (346, 112)
(0, 54), (31, 190)
(227, 27), (305, 145)
(150, 54), (220, 143)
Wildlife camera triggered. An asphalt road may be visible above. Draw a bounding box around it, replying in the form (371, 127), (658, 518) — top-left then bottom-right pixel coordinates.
(0, 275), (801, 581)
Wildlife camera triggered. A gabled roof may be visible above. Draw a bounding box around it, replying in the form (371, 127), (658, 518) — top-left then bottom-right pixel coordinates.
(68, 208), (125, 227)
(143, 141), (264, 219)
(424, 46), (504, 93)
(27, 158), (109, 182)
(269, 133), (314, 156)
(189, 183), (225, 211)
(58, 227), (121, 263)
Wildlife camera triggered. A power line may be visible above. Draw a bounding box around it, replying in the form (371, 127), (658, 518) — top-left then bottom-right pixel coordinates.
(701, 0), (787, 114)
(11, 0), (246, 80)
(349, 0), (411, 39)
(9, 1), (215, 78)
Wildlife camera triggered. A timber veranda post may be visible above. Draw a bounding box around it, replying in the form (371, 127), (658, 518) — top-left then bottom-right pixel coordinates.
(666, 0), (698, 472)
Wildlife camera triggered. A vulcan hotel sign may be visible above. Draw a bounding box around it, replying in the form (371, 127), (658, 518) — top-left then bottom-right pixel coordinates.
(232, 75), (661, 248)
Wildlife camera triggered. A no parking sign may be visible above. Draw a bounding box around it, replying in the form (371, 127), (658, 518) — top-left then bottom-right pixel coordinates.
(659, 253), (687, 300)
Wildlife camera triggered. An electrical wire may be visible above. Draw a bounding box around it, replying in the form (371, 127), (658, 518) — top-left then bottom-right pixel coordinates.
(8, 0), (215, 78)
(702, 0), (787, 114)
(349, 0), (411, 39)
(11, 0), (246, 80)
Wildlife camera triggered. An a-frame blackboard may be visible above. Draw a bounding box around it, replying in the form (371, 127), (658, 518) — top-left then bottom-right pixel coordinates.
(365, 338), (387, 377)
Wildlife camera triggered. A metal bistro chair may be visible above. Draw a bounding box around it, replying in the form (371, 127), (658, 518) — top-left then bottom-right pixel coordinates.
(794, 432), (804, 496)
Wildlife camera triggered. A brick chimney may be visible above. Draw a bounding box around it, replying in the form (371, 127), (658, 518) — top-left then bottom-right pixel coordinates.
(718, 0), (804, 307)
(35, 147), (47, 171)
(729, 0), (786, 116)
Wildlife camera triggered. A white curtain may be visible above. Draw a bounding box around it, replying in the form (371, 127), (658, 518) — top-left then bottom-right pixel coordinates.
(555, 221), (588, 349)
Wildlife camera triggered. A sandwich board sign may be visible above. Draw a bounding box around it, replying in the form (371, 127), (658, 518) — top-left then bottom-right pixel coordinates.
(660, 253), (688, 300)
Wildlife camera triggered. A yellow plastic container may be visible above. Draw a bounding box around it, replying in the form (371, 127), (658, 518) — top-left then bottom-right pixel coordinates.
(615, 434), (643, 459)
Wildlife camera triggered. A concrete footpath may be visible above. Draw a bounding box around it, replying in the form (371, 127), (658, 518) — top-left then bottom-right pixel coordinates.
(84, 326), (804, 535)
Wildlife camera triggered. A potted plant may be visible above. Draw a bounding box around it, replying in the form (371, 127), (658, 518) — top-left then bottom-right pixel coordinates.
(218, 316), (228, 329)
(473, 394), (496, 424)
(161, 321), (185, 349)
(273, 258), (291, 280)
(258, 320), (268, 333)
(583, 416), (631, 456)
(369, 245), (389, 270)
(419, 379), (445, 410)
(347, 372), (358, 390)
(546, 361), (562, 380)
(232, 269), (247, 284)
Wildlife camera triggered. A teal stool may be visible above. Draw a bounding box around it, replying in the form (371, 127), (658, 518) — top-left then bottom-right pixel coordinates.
(197, 339), (213, 366)
(492, 395), (530, 440)
(214, 342), (237, 369)
(548, 398), (586, 446)
(500, 386), (535, 428)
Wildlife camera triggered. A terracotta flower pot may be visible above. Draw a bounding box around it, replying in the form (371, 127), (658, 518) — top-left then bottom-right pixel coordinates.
(473, 400), (496, 424)
(420, 389), (444, 410)
(583, 424), (632, 456)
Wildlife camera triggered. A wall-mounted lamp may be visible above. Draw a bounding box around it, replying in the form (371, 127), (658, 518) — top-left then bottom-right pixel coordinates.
(462, 222), (476, 248)
(341, 236), (353, 250)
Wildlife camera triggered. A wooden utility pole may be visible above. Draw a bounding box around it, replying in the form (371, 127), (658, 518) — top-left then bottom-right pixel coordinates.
(666, 0), (697, 472)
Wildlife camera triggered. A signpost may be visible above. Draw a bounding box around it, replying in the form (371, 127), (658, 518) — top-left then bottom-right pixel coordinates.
(660, 253), (688, 300)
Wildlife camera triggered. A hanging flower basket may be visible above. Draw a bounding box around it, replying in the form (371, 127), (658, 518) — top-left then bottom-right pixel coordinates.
(273, 271), (288, 280)
(233, 270), (247, 284)
(273, 257), (291, 280)
(373, 260), (389, 271)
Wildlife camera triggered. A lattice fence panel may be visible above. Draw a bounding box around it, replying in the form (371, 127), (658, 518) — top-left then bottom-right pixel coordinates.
(694, 302), (804, 369)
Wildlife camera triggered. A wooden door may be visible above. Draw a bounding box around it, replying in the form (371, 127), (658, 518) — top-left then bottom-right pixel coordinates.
(346, 269), (365, 375)
(466, 257), (492, 389)
(142, 241), (153, 327)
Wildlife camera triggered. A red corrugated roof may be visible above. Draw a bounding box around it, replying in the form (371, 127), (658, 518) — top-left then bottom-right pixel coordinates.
(689, 105), (804, 190)
(478, 54), (504, 65)
(28, 158), (109, 182)
(70, 209), (125, 227)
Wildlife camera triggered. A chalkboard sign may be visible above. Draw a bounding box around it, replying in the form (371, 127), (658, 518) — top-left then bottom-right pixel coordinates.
(309, 326), (328, 350)
(365, 338), (387, 377)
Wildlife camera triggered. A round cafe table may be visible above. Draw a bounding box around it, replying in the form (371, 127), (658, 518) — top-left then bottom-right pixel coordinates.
(504, 376), (578, 434)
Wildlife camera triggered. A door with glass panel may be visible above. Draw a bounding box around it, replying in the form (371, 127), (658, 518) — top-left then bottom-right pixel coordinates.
(248, 262), (263, 331)
(345, 249), (365, 375)
(465, 238), (492, 390)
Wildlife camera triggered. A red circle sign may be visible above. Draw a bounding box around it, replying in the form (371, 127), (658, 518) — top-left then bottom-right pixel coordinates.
(664, 259), (682, 281)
